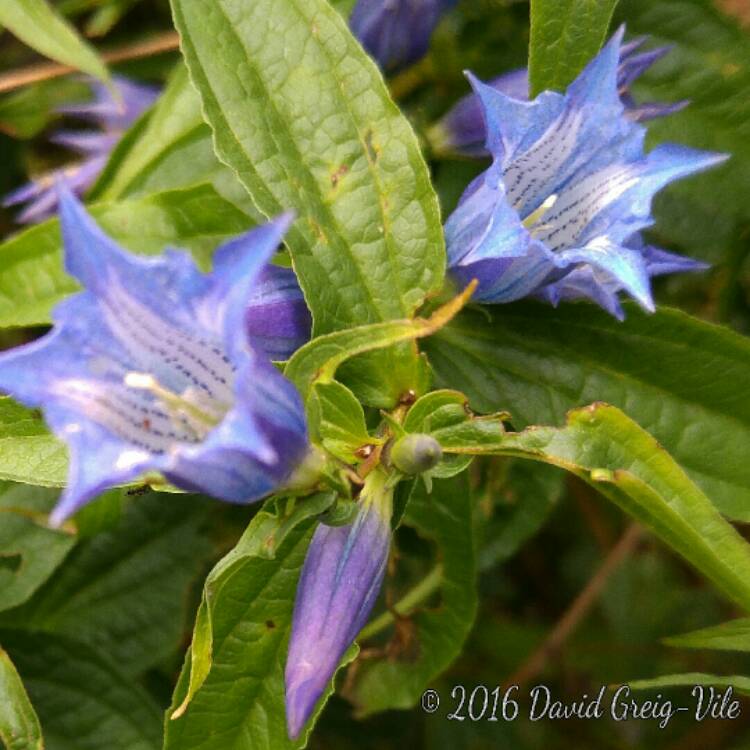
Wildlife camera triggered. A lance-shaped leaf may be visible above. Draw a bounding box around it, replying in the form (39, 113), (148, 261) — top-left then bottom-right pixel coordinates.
(170, 0), (446, 405)
(2, 631), (162, 750)
(529, 0), (619, 95)
(433, 402), (750, 614)
(0, 0), (110, 85)
(92, 64), (254, 216)
(0, 647), (43, 750)
(664, 619), (750, 653)
(424, 303), (750, 521)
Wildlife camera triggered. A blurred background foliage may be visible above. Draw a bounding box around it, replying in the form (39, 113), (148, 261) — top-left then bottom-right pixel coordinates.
(1, 1), (749, 749)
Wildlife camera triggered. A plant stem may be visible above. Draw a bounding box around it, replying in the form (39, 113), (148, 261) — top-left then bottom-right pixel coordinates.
(358, 563), (443, 641)
(0, 31), (180, 94)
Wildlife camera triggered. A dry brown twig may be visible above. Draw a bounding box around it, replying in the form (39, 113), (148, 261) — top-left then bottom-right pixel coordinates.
(0, 30), (180, 95)
(508, 522), (643, 687)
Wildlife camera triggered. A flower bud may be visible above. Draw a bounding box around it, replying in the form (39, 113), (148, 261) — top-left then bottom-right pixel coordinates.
(389, 433), (442, 475)
(285, 471), (392, 738)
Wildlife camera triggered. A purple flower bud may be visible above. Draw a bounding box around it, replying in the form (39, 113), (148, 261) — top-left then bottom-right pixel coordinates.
(350, 0), (456, 73)
(432, 34), (689, 159)
(285, 470), (393, 739)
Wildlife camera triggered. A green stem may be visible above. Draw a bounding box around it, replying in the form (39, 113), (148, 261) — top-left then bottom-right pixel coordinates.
(358, 563), (443, 641)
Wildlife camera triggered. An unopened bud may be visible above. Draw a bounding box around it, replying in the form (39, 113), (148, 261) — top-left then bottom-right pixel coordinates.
(389, 433), (442, 475)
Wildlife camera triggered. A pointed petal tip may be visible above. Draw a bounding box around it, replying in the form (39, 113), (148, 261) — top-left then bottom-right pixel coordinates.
(285, 675), (320, 741)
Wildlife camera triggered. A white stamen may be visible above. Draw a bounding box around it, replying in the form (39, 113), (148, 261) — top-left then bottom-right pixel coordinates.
(124, 371), (225, 438)
(522, 193), (558, 231)
(116, 450), (150, 470)
(124, 372), (157, 390)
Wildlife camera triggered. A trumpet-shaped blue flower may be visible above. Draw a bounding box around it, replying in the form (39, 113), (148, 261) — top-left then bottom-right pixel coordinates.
(444, 27), (726, 314)
(285, 470), (392, 739)
(3, 76), (159, 224)
(0, 187), (309, 526)
(434, 36), (688, 158)
(350, 0), (456, 73)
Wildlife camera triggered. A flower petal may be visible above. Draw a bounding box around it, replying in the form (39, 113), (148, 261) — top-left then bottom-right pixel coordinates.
(245, 265), (312, 361)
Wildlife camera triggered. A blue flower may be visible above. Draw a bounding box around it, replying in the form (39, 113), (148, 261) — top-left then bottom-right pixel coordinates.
(246, 265), (312, 361)
(3, 76), (159, 224)
(444, 28), (726, 314)
(285, 470), (392, 739)
(350, 0), (456, 73)
(433, 35), (688, 159)
(0, 187), (309, 526)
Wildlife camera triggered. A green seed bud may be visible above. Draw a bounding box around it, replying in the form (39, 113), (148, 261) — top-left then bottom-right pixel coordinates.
(389, 433), (442, 475)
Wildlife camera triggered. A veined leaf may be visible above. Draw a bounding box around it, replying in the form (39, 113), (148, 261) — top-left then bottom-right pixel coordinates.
(93, 64), (254, 215)
(434, 402), (750, 615)
(0, 647), (43, 750)
(529, 0), (618, 95)
(308, 381), (376, 463)
(0, 484), (75, 613)
(0, 0), (109, 85)
(2, 631), (162, 750)
(424, 303), (750, 521)
(1, 492), (211, 677)
(0, 184), (254, 330)
(0, 399), (66, 488)
(285, 285), (474, 404)
(171, 0), (446, 403)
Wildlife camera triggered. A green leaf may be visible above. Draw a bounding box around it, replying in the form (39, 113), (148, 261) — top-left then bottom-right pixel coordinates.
(347, 473), (477, 716)
(439, 401), (750, 615)
(308, 381), (375, 463)
(1, 492), (211, 677)
(165, 492), (347, 749)
(0, 0), (110, 85)
(664, 618), (750, 653)
(477, 460), (564, 571)
(0, 484), (75, 614)
(627, 673), (750, 697)
(1, 631), (162, 750)
(424, 303), (750, 520)
(528, 0), (618, 95)
(0, 184), (255, 329)
(171, 0), (445, 401)
(0, 648), (43, 750)
(0, 399), (66, 488)
(93, 64), (254, 216)
(285, 288), (473, 405)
